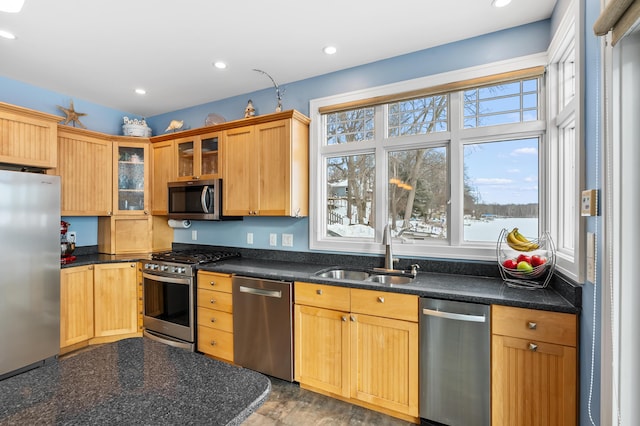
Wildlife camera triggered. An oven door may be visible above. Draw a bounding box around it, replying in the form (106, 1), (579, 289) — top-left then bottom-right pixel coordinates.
(143, 272), (195, 344)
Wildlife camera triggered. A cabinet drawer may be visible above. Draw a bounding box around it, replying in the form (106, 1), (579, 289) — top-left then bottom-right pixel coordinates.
(198, 271), (233, 293)
(351, 289), (418, 322)
(197, 307), (233, 333)
(197, 326), (233, 361)
(492, 305), (577, 347)
(295, 282), (350, 311)
(197, 288), (233, 313)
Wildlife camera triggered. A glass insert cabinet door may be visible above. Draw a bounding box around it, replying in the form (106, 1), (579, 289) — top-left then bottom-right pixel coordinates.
(176, 132), (220, 181)
(117, 145), (146, 212)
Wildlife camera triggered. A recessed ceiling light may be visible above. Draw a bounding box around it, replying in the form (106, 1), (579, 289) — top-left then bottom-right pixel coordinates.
(135, 88), (146, 95)
(213, 61), (227, 69)
(323, 46), (337, 55)
(0, 0), (25, 13)
(0, 29), (16, 39)
(492, 0), (511, 7)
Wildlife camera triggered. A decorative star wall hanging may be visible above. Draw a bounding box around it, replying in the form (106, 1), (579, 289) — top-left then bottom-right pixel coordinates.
(57, 100), (87, 128)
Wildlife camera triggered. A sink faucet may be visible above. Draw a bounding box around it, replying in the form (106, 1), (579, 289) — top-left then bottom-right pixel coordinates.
(383, 225), (396, 270)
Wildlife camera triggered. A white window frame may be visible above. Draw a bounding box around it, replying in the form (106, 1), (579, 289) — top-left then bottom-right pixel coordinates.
(309, 53), (549, 261)
(547, 0), (583, 282)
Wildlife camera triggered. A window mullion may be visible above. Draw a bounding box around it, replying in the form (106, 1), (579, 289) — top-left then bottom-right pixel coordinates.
(449, 91), (463, 245)
(375, 104), (387, 244)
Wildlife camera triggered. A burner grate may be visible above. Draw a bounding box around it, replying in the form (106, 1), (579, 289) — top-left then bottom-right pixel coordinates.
(151, 250), (240, 264)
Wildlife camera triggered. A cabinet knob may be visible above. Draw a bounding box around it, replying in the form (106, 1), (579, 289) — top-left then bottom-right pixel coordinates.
(528, 321), (537, 330)
(316, 289), (323, 295)
(144, 210), (149, 215)
(341, 315), (347, 322)
(210, 341), (216, 346)
(210, 318), (216, 323)
(131, 264), (135, 268)
(209, 281), (216, 286)
(350, 315), (356, 322)
(377, 296), (385, 303)
(528, 343), (538, 352)
(210, 299), (216, 304)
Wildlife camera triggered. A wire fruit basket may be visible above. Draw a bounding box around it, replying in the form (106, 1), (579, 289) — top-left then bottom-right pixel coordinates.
(496, 228), (556, 289)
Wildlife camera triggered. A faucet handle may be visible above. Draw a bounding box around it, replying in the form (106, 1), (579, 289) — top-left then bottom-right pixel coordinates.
(410, 264), (420, 276)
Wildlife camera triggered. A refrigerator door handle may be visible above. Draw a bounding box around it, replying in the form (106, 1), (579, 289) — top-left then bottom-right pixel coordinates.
(422, 308), (486, 323)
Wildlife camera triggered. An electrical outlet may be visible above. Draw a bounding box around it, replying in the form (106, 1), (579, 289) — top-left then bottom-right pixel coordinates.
(191, 230), (198, 241)
(67, 231), (76, 243)
(269, 233), (278, 246)
(581, 189), (598, 216)
(247, 232), (254, 245)
(282, 233), (293, 247)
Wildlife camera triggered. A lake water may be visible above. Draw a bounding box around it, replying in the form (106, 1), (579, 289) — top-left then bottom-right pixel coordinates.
(464, 217), (539, 242)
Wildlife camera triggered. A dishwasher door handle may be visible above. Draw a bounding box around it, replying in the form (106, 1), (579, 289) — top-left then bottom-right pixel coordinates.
(422, 308), (486, 323)
(239, 286), (282, 298)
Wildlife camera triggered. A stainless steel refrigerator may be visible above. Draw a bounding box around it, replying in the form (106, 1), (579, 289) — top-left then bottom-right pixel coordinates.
(0, 169), (60, 379)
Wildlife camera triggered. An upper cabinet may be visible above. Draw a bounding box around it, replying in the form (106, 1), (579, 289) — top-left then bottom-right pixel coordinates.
(0, 102), (59, 169)
(113, 140), (149, 215)
(175, 131), (220, 181)
(222, 111), (309, 217)
(151, 110), (310, 218)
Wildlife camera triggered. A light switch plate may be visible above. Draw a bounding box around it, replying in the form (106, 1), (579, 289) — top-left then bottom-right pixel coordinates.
(581, 189), (598, 216)
(269, 233), (278, 246)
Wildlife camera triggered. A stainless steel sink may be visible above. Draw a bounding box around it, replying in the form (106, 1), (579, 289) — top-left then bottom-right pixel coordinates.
(366, 274), (414, 285)
(314, 268), (371, 280)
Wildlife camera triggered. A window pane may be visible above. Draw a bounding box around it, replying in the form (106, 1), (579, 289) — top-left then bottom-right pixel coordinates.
(388, 147), (448, 240)
(464, 79), (539, 128)
(325, 108), (375, 145)
(388, 95), (448, 137)
(463, 138), (539, 242)
(326, 154), (375, 238)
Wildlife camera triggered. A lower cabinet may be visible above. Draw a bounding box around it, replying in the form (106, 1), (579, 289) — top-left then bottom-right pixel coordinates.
(294, 282), (419, 423)
(196, 271), (234, 362)
(491, 305), (578, 426)
(60, 262), (141, 354)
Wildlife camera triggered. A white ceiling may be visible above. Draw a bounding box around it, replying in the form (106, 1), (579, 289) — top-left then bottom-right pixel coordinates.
(0, 0), (557, 117)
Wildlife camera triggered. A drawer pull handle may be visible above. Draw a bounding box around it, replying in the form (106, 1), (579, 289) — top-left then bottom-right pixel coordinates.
(316, 289), (323, 295)
(210, 341), (217, 346)
(377, 296), (384, 303)
(210, 299), (216, 304)
(528, 322), (537, 330)
(528, 343), (538, 352)
(210, 318), (216, 323)
(341, 315), (347, 322)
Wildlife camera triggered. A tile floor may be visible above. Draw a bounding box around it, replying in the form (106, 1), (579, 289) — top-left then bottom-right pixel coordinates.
(242, 378), (414, 425)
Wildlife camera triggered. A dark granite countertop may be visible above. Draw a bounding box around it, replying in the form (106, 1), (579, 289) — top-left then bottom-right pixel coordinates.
(200, 258), (579, 314)
(63, 246), (580, 314)
(0, 338), (270, 425)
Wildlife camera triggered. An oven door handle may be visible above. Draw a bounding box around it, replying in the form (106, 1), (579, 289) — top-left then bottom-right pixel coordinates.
(143, 272), (191, 285)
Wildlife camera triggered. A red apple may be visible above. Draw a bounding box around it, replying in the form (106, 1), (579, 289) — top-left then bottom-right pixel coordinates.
(531, 255), (547, 267)
(516, 254), (532, 264)
(502, 259), (518, 269)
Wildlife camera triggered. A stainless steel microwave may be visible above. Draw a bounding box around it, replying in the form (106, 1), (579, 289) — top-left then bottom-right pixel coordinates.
(168, 179), (239, 221)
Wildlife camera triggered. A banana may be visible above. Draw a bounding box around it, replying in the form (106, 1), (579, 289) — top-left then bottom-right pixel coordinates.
(506, 228), (539, 252)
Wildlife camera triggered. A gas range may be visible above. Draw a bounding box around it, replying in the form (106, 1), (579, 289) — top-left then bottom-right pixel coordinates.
(144, 250), (240, 278)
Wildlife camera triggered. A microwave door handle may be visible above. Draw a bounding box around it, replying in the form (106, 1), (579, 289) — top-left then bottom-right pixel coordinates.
(201, 186), (209, 213)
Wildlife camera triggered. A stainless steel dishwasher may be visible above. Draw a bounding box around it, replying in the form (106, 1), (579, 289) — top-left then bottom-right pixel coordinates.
(420, 298), (490, 426)
(232, 276), (293, 381)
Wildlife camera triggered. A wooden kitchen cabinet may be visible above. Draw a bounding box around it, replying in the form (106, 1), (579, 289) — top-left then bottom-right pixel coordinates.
(113, 141), (149, 215)
(223, 111), (309, 217)
(0, 101), (59, 169)
(60, 265), (95, 352)
(175, 131), (221, 181)
(93, 262), (139, 341)
(60, 262), (141, 355)
(55, 127), (113, 215)
(151, 139), (175, 215)
(196, 271), (234, 362)
(294, 282), (419, 423)
(491, 305), (578, 426)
